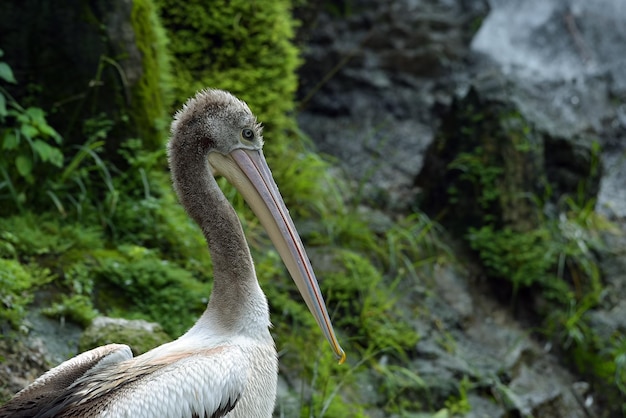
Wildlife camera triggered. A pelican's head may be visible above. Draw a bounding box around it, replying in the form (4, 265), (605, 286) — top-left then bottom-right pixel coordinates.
(170, 89), (264, 157)
(168, 89), (346, 364)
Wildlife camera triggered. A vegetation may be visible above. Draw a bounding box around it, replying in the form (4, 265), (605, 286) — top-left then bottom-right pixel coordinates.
(1, 1), (624, 416)
(0, 1), (449, 415)
(129, 0), (174, 149)
(155, 0), (300, 137)
(439, 96), (625, 411)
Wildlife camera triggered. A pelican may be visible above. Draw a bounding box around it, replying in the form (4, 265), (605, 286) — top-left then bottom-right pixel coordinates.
(0, 89), (345, 417)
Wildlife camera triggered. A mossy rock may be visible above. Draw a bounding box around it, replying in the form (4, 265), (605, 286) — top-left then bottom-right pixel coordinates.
(79, 316), (171, 355)
(155, 0), (301, 159)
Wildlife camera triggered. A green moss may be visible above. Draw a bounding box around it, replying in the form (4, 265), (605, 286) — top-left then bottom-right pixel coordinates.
(0, 213), (103, 257)
(129, 0), (173, 149)
(92, 245), (208, 337)
(0, 209), (208, 337)
(0, 259), (53, 329)
(155, 0), (300, 159)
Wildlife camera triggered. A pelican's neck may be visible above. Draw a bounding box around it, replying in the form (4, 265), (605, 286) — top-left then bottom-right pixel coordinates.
(169, 148), (269, 335)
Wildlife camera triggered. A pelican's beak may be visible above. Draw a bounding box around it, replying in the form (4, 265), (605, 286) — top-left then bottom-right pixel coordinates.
(208, 148), (346, 364)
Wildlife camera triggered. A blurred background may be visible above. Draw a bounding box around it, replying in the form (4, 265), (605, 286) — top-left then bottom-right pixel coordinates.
(0, 0), (625, 416)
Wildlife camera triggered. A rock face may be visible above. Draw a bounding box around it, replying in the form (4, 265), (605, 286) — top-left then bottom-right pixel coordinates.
(471, 0), (626, 217)
(79, 316), (171, 354)
(296, 0), (488, 211)
(297, 0), (626, 214)
(296, 0), (625, 416)
(0, 310), (83, 403)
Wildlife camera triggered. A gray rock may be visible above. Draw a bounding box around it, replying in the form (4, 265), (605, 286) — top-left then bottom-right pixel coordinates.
(296, 0), (486, 211)
(472, 0), (626, 218)
(79, 316), (171, 355)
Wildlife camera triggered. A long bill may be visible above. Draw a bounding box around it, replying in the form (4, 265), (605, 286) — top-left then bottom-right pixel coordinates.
(208, 148), (346, 364)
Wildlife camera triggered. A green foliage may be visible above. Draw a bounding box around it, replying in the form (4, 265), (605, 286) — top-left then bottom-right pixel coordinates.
(0, 213), (101, 331)
(0, 214), (102, 257)
(93, 245), (207, 337)
(447, 111), (623, 409)
(0, 210), (207, 337)
(448, 148), (504, 210)
(443, 375), (472, 415)
(0, 49), (16, 87)
(375, 363), (428, 413)
(444, 109), (605, 306)
(322, 249), (419, 355)
(0, 259), (53, 329)
(257, 209), (438, 416)
(467, 193), (606, 307)
(129, 0), (173, 149)
(611, 335), (626, 399)
(0, 5), (475, 417)
(300, 348), (370, 418)
(432, 97), (542, 234)
(42, 294), (98, 328)
(0, 54), (118, 217)
(0, 68), (63, 211)
(273, 148), (345, 219)
(467, 225), (554, 289)
(544, 290), (626, 405)
(381, 213), (451, 279)
(107, 158), (211, 274)
(437, 95), (624, 410)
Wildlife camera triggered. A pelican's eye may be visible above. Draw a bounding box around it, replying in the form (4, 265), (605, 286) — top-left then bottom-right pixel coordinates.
(241, 128), (254, 141)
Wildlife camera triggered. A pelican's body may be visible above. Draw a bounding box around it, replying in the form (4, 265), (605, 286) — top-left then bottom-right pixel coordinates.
(0, 89), (344, 418)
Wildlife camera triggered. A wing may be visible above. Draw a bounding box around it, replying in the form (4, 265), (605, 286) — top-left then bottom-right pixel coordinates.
(0, 344), (132, 418)
(36, 346), (248, 418)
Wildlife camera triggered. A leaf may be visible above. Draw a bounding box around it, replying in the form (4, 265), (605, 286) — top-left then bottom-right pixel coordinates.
(31, 139), (53, 159)
(38, 123), (62, 144)
(32, 139), (63, 167)
(20, 124), (38, 140)
(48, 148), (64, 167)
(2, 130), (19, 150)
(15, 154), (33, 177)
(0, 93), (6, 117)
(0, 62), (16, 84)
(24, 107), (61, 143)
(25, 107), (45, 121)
